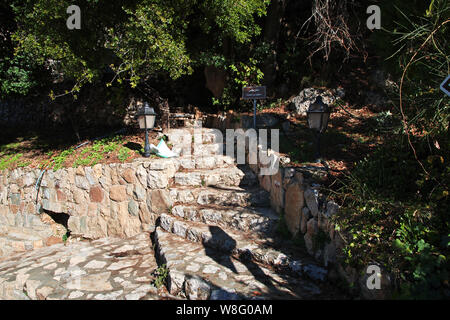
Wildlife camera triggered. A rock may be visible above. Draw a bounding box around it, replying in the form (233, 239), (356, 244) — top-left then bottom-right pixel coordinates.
(304, 218), (318, 255)
(147, 171), (169, 189)
(284, 181), (304, 236)
(121, 168), (136, 184)
(289, 260), (303, 275)
(303, 264), (327, 282)
(270, 169), (284, 213)
(56, 189), (66, 202)
(45, 236), (62, 246)
(109, 185), (127, 202)
(10, 193), (21, 205)
(304, 233), (314, 256)
(185, 276), (211, 300)
(42, 200), (64, 213)
(128, 200), (139, 217)
(65, 272), (113, 292)
(107, 260), (137, 271)
(24, 279), (41, 300)
(135, 165), (147, 186)
(172, 220), (188, 238)
(84, 260), (107, 269)
(68, 291), (84, 299)
(323, 242), (336, 267)
(210, 288), (240, 300)
(160, 214), (174, 232)
(85, 167), (97, 185)
(89, 186), (104, 203)
(36, 286), (54, 300)
(85, 216), (108, 238)
(75, 175), (90, 190)
(259, 174), (271, 192)
(73, 189), (86, 204)
(168, 270), (185, 296)
(148, 189), (171, 214)
(304, 188), (319, 217)
(133, 185), (146, 201)
(325, 200), (339, 218)
(306, 218), (318, 236)
(290, 88), (339, 115)
(300, 207), (311, 234)
(138, 202), (154, 225)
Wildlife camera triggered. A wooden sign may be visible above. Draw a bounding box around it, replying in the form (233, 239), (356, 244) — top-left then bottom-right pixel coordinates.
(242, 86), (267, 100)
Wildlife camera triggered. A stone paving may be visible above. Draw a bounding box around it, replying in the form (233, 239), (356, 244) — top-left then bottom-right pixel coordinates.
(155, 227), (324, 300)
(0, 232), (175, 300)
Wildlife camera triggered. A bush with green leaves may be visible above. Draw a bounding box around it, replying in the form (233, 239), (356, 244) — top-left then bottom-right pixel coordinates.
(331, 139), (449, 299)
(8, 0), (269, 99)
(329, 0), (449, 299)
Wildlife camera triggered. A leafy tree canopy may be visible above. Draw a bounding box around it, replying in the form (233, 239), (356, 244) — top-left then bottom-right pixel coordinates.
(9, 0), (269, 96)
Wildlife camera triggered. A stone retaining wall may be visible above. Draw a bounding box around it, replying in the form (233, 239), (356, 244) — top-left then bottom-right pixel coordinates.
(0, 159), (183, 243)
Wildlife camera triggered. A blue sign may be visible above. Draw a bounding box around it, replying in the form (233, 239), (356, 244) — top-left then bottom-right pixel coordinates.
(440, 75), (450, 97)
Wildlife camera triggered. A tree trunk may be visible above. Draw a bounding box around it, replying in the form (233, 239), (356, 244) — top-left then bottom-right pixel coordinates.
(262, 0), (287, 92)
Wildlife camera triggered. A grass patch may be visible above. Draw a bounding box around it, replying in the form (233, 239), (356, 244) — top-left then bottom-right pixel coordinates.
(0, 153), (23, 170)
(118, 147), (132, 162)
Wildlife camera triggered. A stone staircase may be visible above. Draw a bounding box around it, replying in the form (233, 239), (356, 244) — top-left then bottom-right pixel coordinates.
(0, 127), (346, 300)
(150, 128), (334, 299)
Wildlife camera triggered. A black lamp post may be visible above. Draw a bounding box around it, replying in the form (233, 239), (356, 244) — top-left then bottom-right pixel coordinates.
(306, 96), (330, 162)
(136, 102), (157, 157)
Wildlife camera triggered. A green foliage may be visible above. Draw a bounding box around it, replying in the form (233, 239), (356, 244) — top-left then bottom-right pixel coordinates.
(0, 153), (23, 170)
(72, 137), (124, 168)
(211, 57), (265, 110)
(376, 0), (449, 137)
(37, 135), (127, 170)
(153, 264), (169, 289)
(332, 138), (449, 299)
(118, 147), (131, 162)
(51, 148), (74, 171)
(337, 3), (450, 297)
(0, 53), (39, 97)
(8, 0), (269, 98)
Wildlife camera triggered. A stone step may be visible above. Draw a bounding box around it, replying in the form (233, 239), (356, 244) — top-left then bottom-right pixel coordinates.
(173, 166), (257, 188)
(158, 213), (328, 282)
(169, 205), (279, 237)
(0, 231), (46, 258)
(167, 128), (223, 145)
(135, 154), (235, 171)
(175, 155), (235, 170)
(171, 142), (224, 158)
(169, 186), (271, 208)
(154, 227), (323, 300)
